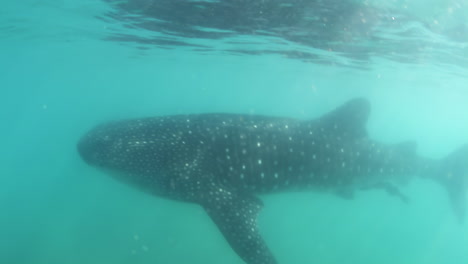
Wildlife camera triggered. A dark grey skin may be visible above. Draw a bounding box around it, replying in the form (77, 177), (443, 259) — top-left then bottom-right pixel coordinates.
(77, 98), (467, 264)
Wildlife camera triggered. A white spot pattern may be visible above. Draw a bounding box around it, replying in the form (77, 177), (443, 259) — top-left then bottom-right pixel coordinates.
(78, 98), (421, 264)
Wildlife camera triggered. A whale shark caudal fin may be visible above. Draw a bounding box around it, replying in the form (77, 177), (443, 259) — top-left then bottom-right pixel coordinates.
(200, 184), (277, 264)
(434, 144), (468, 223)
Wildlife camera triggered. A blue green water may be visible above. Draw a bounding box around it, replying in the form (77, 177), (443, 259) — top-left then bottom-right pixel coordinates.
(1, 1), (468, 263)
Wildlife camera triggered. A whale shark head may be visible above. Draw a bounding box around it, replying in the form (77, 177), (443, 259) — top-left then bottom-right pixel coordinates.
(77, 122), (119, 168)
(77, 119), (173, 181)
(77, 120), (149, 169)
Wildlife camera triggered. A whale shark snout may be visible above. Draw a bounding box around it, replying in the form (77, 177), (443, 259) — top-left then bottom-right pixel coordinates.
(77, 125), (115, 167)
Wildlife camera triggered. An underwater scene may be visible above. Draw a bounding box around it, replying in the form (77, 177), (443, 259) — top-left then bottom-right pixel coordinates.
(1, 1), (468, 263)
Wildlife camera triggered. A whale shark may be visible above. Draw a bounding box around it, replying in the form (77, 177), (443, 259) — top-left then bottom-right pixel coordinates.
(77, 98), (467, 264)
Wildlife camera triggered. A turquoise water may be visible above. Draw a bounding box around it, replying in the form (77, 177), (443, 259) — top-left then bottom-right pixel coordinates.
(1, 1), (468, 263)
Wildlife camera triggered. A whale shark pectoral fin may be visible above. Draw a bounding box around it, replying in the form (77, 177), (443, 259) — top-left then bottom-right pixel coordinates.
(200, 187), (277, 264)
(335, 188), (355, 200)
(361, 182), (410, 204)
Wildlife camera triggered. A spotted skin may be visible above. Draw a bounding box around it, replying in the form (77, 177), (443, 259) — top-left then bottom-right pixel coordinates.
(77, 98), (467, 264)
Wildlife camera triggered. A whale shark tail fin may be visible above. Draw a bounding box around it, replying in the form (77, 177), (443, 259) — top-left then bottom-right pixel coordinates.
(436, 144), (468, 223)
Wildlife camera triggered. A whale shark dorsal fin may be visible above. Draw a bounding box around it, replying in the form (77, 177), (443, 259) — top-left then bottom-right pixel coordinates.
(317, 97), (371, 139)
(200, 184), (277, 264)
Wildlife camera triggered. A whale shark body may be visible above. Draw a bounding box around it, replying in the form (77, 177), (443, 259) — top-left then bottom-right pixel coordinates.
(77, 98), (467, 264)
